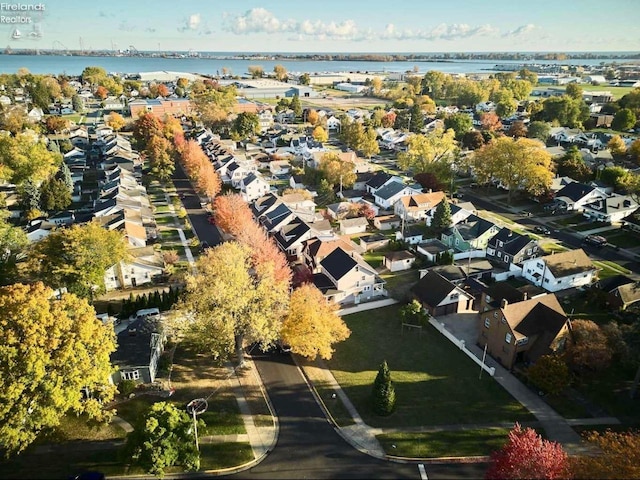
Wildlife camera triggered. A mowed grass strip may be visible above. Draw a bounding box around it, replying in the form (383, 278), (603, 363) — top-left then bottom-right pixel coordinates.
(377, 428), (509, 458)
(328, 305), (533, 428)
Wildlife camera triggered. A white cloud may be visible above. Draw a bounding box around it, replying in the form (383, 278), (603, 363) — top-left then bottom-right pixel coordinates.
(382, 22), (498, 41)
(502, 24), (536, 38)
(178, 13), (204, 33)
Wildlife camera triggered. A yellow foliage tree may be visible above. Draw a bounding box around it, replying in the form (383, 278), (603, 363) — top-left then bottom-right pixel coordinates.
(0, 283), (116, 455)
(312, 125), (328, 143)
(608, 135), (627, 157)
(571, 429), (640, 479)
(281, 284), (351, 360)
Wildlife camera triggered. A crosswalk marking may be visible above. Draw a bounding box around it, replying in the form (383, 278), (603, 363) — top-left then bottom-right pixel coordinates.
(418, 463), (428, 480)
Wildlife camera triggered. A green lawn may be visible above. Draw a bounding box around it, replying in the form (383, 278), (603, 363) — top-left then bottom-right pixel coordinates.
(363, 251), (385, 268)
(601, 230), (640, 249)
(327, 305), (534, 428)
(558, 291), (613, 322)
(37, 413), (127, 444)
(199, 443), (254, 470)
(579, 84), (635, 100)
(594, 260), (631, 279)
(377, 428), (510, 458)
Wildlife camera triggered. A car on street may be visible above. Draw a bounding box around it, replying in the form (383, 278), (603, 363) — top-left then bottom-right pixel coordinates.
(534, 225), (551, 235)
(583, 234), (607, 248)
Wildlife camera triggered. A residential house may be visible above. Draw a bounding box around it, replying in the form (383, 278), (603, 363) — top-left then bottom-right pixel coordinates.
(553, 182), (608, 212)
(582, 194), (639, 224)
(441, 214), (499, 253)
(110, 316), (166, 385)
(303, 237), (355, 273)
(449, 202), (477, 226)
(521, 249), (597, 292)
(258, 203), (295, 233)
(258, 109), (274, 132)
(365, 171), (402, 195)
(595, 275), (640, 311)
(339, 217), (369, 236)
(104, 246), (164, 291)
(486, 228), (541, 270)
(353, 171), (377, 191)
(477, 294), (570, 370)
(326, 115), (341, 131)
(477, 281), (547, 313)
(384, 250), (416, 272)
(27, 107), (44, 122)
(280, 192), (319, 223)
(240, 173), (271, 203)
(289, 174), (306, 190)
(395, 225), (424, 245)
(326, 201), (354, 220)
(410, 270), (475, 316)
(313, 247), (386, 305)
(373, 181), (421, 210)
(394, 191), (446, 223)
(269, 160), (291, 176)
(272, 217), (313, 263)
(25, 219), (56, 242)
(416, 239), (452, 263)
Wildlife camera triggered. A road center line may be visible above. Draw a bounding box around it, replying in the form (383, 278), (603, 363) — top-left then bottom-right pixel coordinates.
(418, 463), (428, 480)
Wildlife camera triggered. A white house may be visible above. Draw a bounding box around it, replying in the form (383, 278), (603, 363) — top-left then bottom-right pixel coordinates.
(104, 246), (164, 291)
(521, 249), (597, 293)
(394, 191), (446, 223)
(326, 115), (341, 131)
(384, 250), (416, 272)
(554, 182), (608, 212)
(339, 217), (369, 235)
(240, 173), (271, 203)
(582, 195), (638, 224)
(373, 181), (421, 210)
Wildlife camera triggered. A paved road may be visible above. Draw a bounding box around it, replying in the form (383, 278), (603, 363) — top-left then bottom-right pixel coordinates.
(172, 162), (223, 247)
(460, 189), (640, 276)
(224, 350), (488, 480)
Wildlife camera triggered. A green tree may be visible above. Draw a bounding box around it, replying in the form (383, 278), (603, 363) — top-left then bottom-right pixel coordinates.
(289, 94), (302, 117)
(556, 146), (592, 182)
(190, 83), (237, 130)
(527, 355), (571, 396)
(400, 299), (428, 326)
(0, 283), (116, 455)
(444, 113), (473, 140)
(126, 402), (200, 477)
(299, 73), (310, 86)
(472, 137), (554, 204)
(81, 66), (107, 86)
(18, 177), (41, 213)
(408, 103), (425, 133)
(318, 152), (356, 189)
(371, 360), (396, 416)
(358, 127), (380, 158)
(30, 222), (127, 299)
(432, 200), (452, 230)
(565, 83), (583, 100)
(611, 108), (637, 132)
(519, 68), (538, 85)
(0, 210), (28, 285)
(600, 166), (630, 189)
(494, 89), (518, 118)
(539, 95), (589, 128)
(527, 121), (551, 142)
(564, 319), (613, 373)
(39, 177), (72, 212)
(71, 94), (84, 113)
(281, 284), (351, 360)
(178, 242), (289, 365)
(421, 70), (450, 99)
(230, 112), (259, 141)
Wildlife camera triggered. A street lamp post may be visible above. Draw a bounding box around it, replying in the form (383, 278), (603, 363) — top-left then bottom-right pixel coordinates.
(186, 398), (207, 451)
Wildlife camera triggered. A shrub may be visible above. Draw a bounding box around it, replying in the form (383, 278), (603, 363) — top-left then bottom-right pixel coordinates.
(527, 355), (571, 396)
(118, 379), (138, 397)
(371, 360), (396, 416)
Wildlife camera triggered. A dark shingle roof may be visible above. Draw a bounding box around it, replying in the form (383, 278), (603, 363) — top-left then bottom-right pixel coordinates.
(320, 247), (357, 281)
(373, 181), (407, 201)
(365, 171), (392, 189)
(489, 228), (535, 255)
(111, 317), (162, 368)
(555, 182), (596, 202)
(411, 270), (458, 306)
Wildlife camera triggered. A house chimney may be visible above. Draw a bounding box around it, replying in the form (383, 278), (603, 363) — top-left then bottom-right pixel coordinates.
(523, 292), (528, 301)
(427, 189), (432, 194)
(500, 298), (508, 308)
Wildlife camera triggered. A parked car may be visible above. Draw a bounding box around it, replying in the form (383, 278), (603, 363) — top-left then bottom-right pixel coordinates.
(534, 225), (551, 235)
(583, 234), (607, 247)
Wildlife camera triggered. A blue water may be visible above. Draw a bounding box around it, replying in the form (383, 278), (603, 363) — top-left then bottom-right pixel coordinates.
(0, 54), (629, 76)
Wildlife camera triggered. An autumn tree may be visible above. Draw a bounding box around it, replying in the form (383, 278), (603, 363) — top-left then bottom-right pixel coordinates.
(95, 85), (108, 100)
(212, 193), (254, 237)
(494, 89), (518, 118)
(126, 402), (200, 477)
(178, 242), (289, 365)
(564, 319), (613, 372)
(0, 283), (116, 455)
(30, 221), (127, 299)
(190, 83), (237, 130)
(472, 137), (553, 204)
(571, 429), (640, 479)
(628, 139), (640, 164)
(421, 70), (451, 100)
(507, 120), (528, 138)
(556, 146), (592, 182)
(147, 135), (175, 182)
(81, 66), (107, 86)
(195, 163), (221, 201)
(318, 152), (356, 189)
(462, 130), (485, 150)
(312, 125), (328, 143)
(44, 115), (69, 134)
(0, 104), (29, 134)
(485, 423), (569, 479)
(359, 127), (380, 158)
(0, 132), (60, 186)
(273, 64), (288, 82)
(527, 355), (571, 396)
(132, 112), (163, 150)
(371, 360), (396, 416)
(107, 111), (126, 131)
(398, 128), (457, 178)
(281, 284), (351, 360)
(414, 172), (445, 192)
(608, 134), (627, 157)
(381, 111), (397, 128)
(340, 116), (365, 150)
(307, 109), (319, 126)
(480, 112), (503, 132)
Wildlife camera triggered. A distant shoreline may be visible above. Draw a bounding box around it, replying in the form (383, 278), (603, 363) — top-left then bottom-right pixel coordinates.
(2, 49), (640, 63)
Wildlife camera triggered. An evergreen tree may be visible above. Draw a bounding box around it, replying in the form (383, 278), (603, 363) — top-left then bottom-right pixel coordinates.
(432, 201), (452, 231)
(18, 178), (41, 212)
(371, 360), (396, 416)
(57, 162), (74, 192)
(289, 94), (302, 118)
(153, 291), (161, 309)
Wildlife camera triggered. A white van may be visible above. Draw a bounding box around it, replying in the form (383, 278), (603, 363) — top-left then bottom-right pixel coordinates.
(135, 308), (160, 320)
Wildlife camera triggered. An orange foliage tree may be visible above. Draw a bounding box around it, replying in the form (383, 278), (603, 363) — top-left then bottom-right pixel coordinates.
(570, 429), (640, 479)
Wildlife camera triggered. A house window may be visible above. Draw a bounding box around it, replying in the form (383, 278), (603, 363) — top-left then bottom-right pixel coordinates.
(493, 311), (498, 318)
(544, 278), (549, 283)
(505, 333), (512, 344)
(484, 318), (490, 328)
(450, 293), (459, 300)
(122, 370), (140, 381)
(364, 285), (371, 291)
(504, 255), (510, 263)
(362, 275), (365, 280)
(497, 251), (502, 258)
(527, 249), (532, 255)
(537, 262), (544, 269)
(498, 241), (504, 247)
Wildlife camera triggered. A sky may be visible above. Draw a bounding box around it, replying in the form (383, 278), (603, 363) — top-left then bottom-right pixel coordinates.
(2, 0), (639, 53)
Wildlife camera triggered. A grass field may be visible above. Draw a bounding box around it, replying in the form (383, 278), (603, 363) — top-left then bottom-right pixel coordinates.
(579, 84), (635, 100)
(377, 428), (510, 458)
(327, 305), (533, 429)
